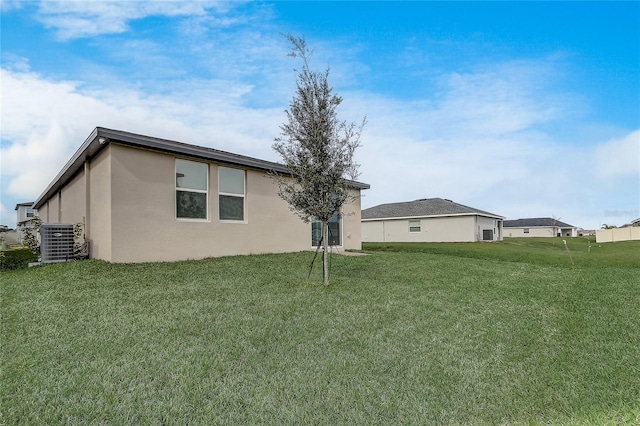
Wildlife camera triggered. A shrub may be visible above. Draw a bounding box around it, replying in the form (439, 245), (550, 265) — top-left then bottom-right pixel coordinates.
(0, 248), (39, 271)
(21, 217), (42, 254)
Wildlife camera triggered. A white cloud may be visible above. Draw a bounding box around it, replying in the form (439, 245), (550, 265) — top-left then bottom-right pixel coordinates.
(1, 53), (637, 230)
(1, 0), (24, 13)
(35, 0), (231, 39)
(595, 130), (640, 178)
(345, 62), (637, 230)
(0, 66), (282, 209)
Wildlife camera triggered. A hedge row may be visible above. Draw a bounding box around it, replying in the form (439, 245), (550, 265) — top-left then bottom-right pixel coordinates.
(0, 248), (39, 271)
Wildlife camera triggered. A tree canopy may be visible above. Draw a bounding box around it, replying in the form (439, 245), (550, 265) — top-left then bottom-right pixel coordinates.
(272, 34), (366, 285)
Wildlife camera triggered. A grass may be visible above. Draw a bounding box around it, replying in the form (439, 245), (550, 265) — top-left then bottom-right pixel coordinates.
(364, 236), (640, 268)
(2, 238), (639, 424)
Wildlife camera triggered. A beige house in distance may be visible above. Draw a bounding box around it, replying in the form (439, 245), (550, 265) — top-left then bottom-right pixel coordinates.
(33, 127), (369, 263)
(503, 218), (578, 238)
(361, 198), (504, 242)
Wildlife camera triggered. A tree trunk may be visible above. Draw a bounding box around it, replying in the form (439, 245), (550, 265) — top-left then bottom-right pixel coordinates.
(322, 220), (329, 286)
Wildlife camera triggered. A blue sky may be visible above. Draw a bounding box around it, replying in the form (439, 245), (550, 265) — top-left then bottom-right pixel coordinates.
(1, 1), (639, 230)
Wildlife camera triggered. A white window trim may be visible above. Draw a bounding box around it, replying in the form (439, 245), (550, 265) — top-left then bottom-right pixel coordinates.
(409, 219), (421, 233)
(175, 159), (209, 222)
(218, 166), (246, 223)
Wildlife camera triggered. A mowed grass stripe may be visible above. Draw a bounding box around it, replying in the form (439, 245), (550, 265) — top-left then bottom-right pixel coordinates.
(2, 241), (639, 424)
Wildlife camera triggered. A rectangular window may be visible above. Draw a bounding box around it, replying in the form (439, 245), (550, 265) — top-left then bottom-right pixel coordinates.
(312, 214), (341, 246)
(26, 208), (36, 218)
(409, 219), (421, 232)
(219, 166), (245, 221)
(176, 159), (208, 220)
(523, 228), (530, 234)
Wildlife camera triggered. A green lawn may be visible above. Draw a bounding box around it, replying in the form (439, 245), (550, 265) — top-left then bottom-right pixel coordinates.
(2, 239), (639, 424)
(363, 236), (640, 268)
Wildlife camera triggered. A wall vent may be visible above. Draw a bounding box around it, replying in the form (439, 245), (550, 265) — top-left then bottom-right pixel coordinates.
(40, 224), (74, 263)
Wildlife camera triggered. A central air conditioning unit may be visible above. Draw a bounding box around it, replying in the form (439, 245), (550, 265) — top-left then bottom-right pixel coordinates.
(40, 224), (74, 263)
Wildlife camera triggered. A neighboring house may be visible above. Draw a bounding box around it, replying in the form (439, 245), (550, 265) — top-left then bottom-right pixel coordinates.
(15, 202), (37, 243)
(361, 198), (504, 243)
(503, 218), (578, 237)
(32, 127), (369, 263)
(15, 202), (36, 222)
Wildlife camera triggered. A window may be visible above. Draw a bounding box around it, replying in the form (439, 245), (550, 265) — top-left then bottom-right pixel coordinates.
(26, 208), (36, 218)
(409, 219), (421, 232)
(176, 159), (208, 220)
(524, 228), (530, 234)
(312, 214), (341, 246)
(219, 167), (245, 221)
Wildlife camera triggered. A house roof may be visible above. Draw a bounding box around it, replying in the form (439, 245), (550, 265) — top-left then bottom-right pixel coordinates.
(503, 218), (575, 228)
(15, 202), (34, 210)
(33, 127), (370, 209)
(361, 198), (504, 220)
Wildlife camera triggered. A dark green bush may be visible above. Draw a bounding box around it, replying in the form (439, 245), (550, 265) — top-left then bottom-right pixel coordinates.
(0, 248), (39, 271)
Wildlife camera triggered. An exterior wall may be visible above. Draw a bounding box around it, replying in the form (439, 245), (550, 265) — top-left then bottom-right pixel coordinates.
(16, 205), (25, 223)
(87, 147), (112, 261)
(596, 227), (640, 243)
(107, 144), (363, 263)
(47, 193), (61, 223)
(362, 215), (480, 243)
(341, 189), (363, 250)
(36, 145), (112, 260)
(505, 226), (558, 238)
(475, 216), (503, 241)
(60, 170), (86, 224)
(362, 221), (384, 242)
(39, 202), (49, 222)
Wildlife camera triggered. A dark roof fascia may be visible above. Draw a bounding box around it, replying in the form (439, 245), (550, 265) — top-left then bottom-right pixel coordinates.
(34, 127), (369, 209)
(100, 128), (369, 189)
(99, 127), (291, 174)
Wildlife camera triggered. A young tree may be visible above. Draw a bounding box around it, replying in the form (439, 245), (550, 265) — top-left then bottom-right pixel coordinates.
(272, 34), (366, 286)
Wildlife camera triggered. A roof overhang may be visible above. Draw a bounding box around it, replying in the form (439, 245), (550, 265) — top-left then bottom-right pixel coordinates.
(33, 127), (370, 209)
(362, 212), (505, 222)
(15, 202), (35, 210)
